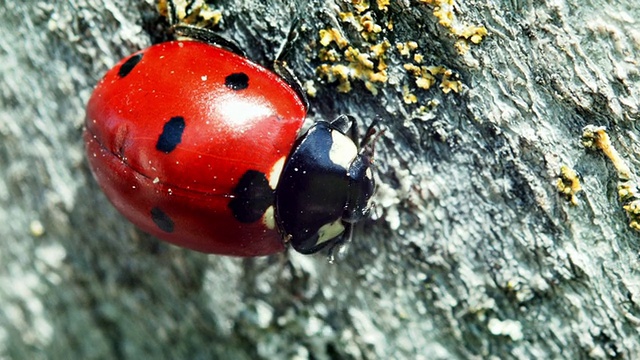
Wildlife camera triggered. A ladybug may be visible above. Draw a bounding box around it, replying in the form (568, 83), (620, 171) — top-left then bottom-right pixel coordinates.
(84, 29), (377, 257)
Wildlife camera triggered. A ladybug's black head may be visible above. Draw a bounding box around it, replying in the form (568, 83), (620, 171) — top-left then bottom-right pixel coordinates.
(274, 115), (379, 256)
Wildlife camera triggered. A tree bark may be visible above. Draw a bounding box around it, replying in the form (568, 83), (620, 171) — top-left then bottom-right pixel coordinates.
(2, 0), (639, 358)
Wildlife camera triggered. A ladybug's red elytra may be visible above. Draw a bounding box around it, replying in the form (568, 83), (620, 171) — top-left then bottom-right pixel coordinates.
(84, 27), (377, 257)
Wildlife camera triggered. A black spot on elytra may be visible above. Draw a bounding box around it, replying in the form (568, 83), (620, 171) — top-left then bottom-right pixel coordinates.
(225, 72), (249, 90)
(228, 170), (274, 223)
(118, 53), (143, 78)
(156, 116), (185, 153)
(151, 207), (174, 233)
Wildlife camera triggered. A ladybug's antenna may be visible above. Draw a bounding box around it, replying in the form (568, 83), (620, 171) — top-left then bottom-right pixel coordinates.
(275, 19), (301, 64)
(360, 118), (385, 158)
(165, 0), (178, 27)
(273, 62), (309, 111)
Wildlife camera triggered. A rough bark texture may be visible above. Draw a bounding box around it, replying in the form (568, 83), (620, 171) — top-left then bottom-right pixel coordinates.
(2, 0), (640, 359)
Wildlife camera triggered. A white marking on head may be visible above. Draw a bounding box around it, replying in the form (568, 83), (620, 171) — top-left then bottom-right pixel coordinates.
(329, 131), (357, 169)
(315, 219), (346, 246)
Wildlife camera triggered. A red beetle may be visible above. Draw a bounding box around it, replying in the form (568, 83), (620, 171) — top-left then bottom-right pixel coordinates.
(84, 27), (377, 257)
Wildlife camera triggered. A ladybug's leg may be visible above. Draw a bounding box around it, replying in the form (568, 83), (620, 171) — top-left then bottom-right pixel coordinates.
(273, 62), (309, 111)
(273, 19), (309, 110)
(359, 119), (385, 159)
(274, 19), (300, 63)
(360, 119), (380, 150)
(172, 25), (246, 57)
(165, 0), (177, 25)
(326, 222), (354, 263)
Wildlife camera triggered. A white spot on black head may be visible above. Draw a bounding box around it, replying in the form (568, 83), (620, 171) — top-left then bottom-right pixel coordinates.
(329, 130), (358, 170)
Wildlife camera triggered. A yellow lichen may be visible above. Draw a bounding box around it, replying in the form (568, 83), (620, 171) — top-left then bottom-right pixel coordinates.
(317, 0), (395, 95)
(317, 64), (352, 93)
(360, 12), (382, 39)
(397, 44), (462, 94)
(344, 47), (374, 69)
(352, 0), (370, 13)
(416, 0), (487, 54)
(456, 24), (489, 44)
(432, 2), (455, 28)
(581, 126), (631, 179)
(337, 79), (353, 93)
(318, 48), (341, 63)
(303, 80), (317, 97)
(319, 28), (349, 49)
(339, 12), (355, 23)
(377, 0), (390, 12)
(317, 0), (470, 99)
(403, 87), (418, 104)
(557, 165), (582, 206)
(416, 76), (435, 90)
(157, 0), (223, 27)
(396, 41), (419, 57)
(403, 63), (421, 76)
(401, 65), (460, 93)
(454, 40), (470, 55)
(582, 125), (640, 232)
(440, 69), (462, 93)
(317, 28), (390, 95)
(370, 41), (388, 58)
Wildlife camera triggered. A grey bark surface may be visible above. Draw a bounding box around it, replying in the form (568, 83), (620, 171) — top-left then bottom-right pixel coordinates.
(2, 0), (640, 359)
